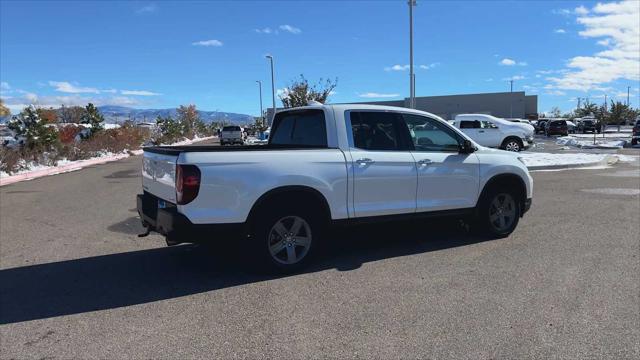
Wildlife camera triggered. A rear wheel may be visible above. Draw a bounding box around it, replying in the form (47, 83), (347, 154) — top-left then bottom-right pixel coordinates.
(251, 204), (322, 272)
(501, 137), (523, 152)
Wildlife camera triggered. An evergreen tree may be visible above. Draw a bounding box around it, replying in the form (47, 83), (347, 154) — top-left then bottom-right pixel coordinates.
(7, 105), (58, 151)
(81, 103), (104, 133)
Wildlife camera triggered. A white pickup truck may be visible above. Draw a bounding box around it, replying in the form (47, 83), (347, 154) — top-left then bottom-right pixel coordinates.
(138, 104), (533, 271)
(451, 114), (535, 152)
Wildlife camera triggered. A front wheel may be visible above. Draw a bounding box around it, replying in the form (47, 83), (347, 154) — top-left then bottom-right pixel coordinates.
(475, 190), (521, 238)
(501, 137), (523, 152)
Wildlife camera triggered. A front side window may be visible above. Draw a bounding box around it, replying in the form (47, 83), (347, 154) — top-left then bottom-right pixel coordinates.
(270, 109), (327, 147)
(481, 121), (498, 129)
(403, 114), (461, 152)
(349, 111), (406, 151)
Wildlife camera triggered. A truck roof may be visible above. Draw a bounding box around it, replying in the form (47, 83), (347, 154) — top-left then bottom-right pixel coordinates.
(277, 104), (445, 121)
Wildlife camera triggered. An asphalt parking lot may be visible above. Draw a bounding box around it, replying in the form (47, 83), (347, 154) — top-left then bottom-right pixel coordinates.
(1, 148), (639, 358)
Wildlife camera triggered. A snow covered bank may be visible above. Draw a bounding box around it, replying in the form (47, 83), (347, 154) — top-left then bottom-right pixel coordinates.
(0, 136), (215, 186)
(556, 136), (626, 149)
(520, 152), (608, 169)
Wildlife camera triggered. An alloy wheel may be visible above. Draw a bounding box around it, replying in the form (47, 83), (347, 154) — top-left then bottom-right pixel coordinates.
(267, 216), (312, 265)
(489, 193), (517, 232)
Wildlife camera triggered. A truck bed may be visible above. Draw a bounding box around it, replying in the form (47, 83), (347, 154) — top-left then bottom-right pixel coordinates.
(143, 144), (331, 155)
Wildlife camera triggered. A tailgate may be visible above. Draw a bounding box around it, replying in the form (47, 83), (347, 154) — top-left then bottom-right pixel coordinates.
(142, 150), (178, 202)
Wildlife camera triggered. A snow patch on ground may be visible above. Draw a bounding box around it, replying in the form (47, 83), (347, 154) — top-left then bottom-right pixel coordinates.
(556, 136), (626, 149)
(519, 152), (608, 168)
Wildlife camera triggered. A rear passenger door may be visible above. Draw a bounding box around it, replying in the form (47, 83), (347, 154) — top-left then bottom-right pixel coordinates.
(347, 111), (417, 217)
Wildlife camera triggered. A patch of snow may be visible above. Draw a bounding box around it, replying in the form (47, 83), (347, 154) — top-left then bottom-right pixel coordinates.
(581, 188), (640, 196)
(615, 154), (639, 163)
(556, 136), (625, 149)
(518, 152), (608, 168)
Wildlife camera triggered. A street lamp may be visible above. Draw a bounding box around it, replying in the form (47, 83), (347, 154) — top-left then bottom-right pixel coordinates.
(265, 55), (276, 125)
(408, 0), (417, 109)
(256, 80), (263, 125)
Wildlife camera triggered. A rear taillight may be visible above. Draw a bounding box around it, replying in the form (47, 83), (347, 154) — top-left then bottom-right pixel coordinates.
(176, 164), (201, 205)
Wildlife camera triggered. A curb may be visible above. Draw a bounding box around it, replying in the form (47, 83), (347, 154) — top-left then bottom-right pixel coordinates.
(0, 137), (214, 187)
(527, 155), (616, 171)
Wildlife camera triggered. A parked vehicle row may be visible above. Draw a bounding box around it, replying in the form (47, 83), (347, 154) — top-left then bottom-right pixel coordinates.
(138, 104), (533, 272)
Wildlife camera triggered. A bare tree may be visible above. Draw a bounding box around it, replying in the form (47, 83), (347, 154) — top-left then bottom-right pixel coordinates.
(279, 75), (337, 108)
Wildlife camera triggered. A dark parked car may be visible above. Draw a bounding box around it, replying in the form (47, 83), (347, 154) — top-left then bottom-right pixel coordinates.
(632, 119), (640, 146)
(577, 119), (600, 133)
(535, 119), (549, 134)
(545, 120), (568, 136)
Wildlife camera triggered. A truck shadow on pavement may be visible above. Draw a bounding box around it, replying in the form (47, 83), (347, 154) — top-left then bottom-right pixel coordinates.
(0, 220), (490, 324)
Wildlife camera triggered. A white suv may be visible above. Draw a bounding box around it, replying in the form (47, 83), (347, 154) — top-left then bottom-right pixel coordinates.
(452, 114), (535, 152)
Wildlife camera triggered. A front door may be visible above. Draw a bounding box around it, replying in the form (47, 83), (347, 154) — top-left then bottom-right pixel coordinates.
(404, 114), (480, 212)
(348, 111), (417, 217)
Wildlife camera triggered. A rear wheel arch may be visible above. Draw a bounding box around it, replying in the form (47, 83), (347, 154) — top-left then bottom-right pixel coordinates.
(247, 186), (332, 230)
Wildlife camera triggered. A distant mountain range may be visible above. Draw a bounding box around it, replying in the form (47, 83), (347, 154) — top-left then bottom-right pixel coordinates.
(97, 106), (254, 125)
(0, 106), (255, 125)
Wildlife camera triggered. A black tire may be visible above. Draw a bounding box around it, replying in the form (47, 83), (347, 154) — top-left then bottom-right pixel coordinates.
(474, 187), (521, 238)
(250, 203), (323, 273)
(501, 137), (523, 152)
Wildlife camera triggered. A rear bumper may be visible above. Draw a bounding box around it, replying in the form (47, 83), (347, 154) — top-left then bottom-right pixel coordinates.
(137, 193), (245, 244)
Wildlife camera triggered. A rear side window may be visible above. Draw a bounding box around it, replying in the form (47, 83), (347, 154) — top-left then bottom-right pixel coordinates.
(222, 126), (240, 131)
(350, 111), (406, 151)
(551, 121), (566, 126)
(459, 120), (480, 129)
(270, 109), (327, 147)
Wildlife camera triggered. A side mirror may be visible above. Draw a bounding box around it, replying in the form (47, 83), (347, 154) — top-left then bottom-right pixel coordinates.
(460, 139), (475, 153)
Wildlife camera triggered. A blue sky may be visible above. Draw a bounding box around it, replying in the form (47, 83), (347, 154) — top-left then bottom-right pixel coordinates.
(1, 0), (638, 116)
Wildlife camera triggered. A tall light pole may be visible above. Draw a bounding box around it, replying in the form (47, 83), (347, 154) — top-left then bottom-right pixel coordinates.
(256, 80), (263, 125)
(408, 0), (416, 109)
(627, 86), (631, 106)
(265, 55), (276, 125)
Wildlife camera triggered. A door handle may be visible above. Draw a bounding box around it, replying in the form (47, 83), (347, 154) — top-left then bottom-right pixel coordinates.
(356, 158), (374, 165)
(417, 159), (433, 166)
(478, 130), (485, 133)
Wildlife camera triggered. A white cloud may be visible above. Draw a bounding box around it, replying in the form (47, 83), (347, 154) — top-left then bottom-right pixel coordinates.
(136, 4), (157, 14)
(574, 5), (589, 15)
(0, 82), (10, 90)
(385, 64), (410, 71)
(255, 27), (273, 34)
(121, 90), (162, 96)
(358, 92), (400, 98)
(385, 63), (438, 71)
(545, 90), (567, 96)
(2, 92), (143, 114)
(547, 0), (640, 91)
(485, 78), (494, 82)
(503, 75), (526, 81)
(554, 28), (566, 34)
(279, 24), (301, 34)
(192, 39), (223, 47)
(500, 58), (516, 66)
(500, 58), (527, 66)
(49, 81), (100, 94)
